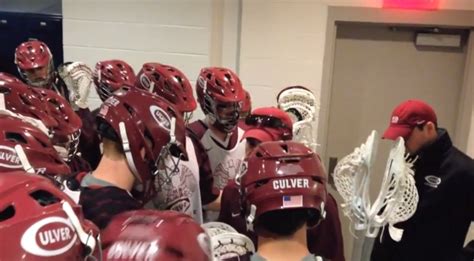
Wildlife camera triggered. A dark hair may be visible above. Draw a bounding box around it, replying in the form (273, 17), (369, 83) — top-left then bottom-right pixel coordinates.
(257, 208), (317, 237)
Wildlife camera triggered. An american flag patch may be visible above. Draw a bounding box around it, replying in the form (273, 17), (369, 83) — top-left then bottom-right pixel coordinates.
(282, 195), (303, 208)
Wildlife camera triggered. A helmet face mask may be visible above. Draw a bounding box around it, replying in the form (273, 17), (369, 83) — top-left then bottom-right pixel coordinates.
(20, 63), (54, 87)
(196, 67), (246, 133)
(205, 96), (242, 133)
(152, 143), (183, 188)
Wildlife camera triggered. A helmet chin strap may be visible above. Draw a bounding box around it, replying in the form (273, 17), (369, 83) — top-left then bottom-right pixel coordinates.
(14, 145), (35, 174)
(246, 205), (257, 232)
(119, 122), (141, 185)
(169, 117), (177, 144)
(62, 201), (98, 256)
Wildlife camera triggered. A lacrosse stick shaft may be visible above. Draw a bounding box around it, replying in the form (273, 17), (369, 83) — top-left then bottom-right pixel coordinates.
(351, 229), (366, 261)
(360, 236), (375, 261)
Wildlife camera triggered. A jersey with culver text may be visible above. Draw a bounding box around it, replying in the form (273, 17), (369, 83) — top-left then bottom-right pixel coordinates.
(188, 120), (246, 190)
(149, 136), (203, 223)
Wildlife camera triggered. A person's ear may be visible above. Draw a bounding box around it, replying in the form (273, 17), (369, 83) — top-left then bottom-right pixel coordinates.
(425, 121), (437, 136)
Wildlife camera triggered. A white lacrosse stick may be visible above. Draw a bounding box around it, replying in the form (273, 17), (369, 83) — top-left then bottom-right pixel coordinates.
(203, 222), (255, 261)
(333, 130), (378, 261)
(358, 137), (418, 261)
(277, 86), (319, 151)
(58, 62), (94, 110)
(333, 130), (379, 231)
(366, 137), (418, 237)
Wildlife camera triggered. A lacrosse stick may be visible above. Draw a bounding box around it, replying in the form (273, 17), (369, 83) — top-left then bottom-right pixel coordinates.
(277, 86), (319, 151)
(203, 222), (255, 261)
(58, 62), (94, 110)
(333, 130), (379, 261)
(333, 130), (378, 229)
(359, 137), (418, 261)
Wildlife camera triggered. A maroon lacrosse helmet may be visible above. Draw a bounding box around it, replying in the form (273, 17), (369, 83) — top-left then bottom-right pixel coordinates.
(0, 171), (100, 260)
(93, 59), (137, 101)
(241, 141), (327, 232)
(101, 210), (212, 261)
(0, 72), (22, 84)
(196, 67), (246, 133)
(31, 88), (82, 161)
(136, 62), (197, 114)
(0, 115), (70, 180)
(0, 78), (57, 130)
(14, 40), (54, 87)
(96, 87), (187, 202)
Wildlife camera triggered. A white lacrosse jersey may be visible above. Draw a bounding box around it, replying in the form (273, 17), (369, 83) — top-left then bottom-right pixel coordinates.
(195, 123), (246, 190)
(150, 136), (203, 223)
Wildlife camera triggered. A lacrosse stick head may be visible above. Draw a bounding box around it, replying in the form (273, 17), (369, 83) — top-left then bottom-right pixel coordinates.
(57, 62), (94, 109)
(276, 86), (318, 150)
(102, 210), (212, 261)
(202, 222), (237, 237)
(210, 233), (255, 261)
(202, 222), (254, 261)
(366, 137), (418, 238)
(333, 130), (379, 230)
(276, 86), (317, 123)
(0, 171), (100, 260)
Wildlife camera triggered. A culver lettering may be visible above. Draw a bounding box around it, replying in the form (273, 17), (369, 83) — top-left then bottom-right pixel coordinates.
(0, 151), (20, 164)
(273, 178), (309, 190)
(38, 227), (72, 245)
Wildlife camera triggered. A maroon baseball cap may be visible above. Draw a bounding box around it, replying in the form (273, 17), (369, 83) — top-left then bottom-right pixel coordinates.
(383, 99), (437, 140)
(242, 107), (293, 143)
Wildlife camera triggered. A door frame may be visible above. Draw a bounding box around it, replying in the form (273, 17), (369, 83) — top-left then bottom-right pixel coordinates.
(317, 7), (474, 161)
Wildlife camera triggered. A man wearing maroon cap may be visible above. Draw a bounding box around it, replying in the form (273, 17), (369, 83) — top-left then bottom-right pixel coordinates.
(371, 99), (474, 261)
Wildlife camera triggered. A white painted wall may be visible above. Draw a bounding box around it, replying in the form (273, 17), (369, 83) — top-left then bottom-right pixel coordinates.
(63, 0), (473, 113)
(239, 0), (328, 139)
(62, 0), (213, 110)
